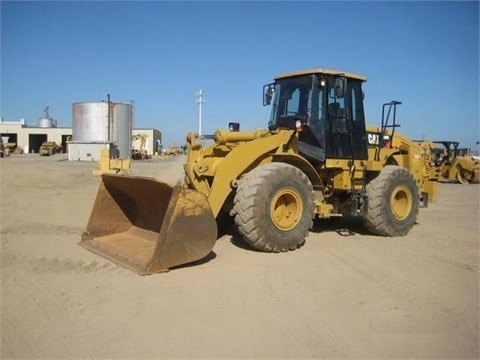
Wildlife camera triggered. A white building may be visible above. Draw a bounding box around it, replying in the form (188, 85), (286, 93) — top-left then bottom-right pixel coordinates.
(0, 119), (162, 160)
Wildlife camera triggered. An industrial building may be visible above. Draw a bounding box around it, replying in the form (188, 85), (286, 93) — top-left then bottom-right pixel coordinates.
(1, 103), (162, 160)
(0, 117), (72, 155)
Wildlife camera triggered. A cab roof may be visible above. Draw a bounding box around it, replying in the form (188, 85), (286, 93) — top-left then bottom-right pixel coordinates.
(274, 68), (367, 82)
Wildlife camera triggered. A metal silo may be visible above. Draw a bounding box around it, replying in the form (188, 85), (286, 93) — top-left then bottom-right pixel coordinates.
(38, 118), (55, 128)
(110, 102), (133, 159)
(72, 102), (109, 142)
(72, 100), (132, 159)
(38, 106), (57, 128)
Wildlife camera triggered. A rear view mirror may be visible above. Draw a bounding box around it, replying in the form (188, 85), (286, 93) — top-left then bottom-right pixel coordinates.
(263, 83), (275, 105)
(334, 77), (346, 98)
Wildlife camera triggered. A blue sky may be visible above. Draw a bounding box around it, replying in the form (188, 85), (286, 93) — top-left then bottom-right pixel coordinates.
(2, 1), (479, 150)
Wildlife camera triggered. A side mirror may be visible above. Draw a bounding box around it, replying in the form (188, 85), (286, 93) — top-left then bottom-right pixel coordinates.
(263, 83), (275, 106)
(334, 77), (346, 98)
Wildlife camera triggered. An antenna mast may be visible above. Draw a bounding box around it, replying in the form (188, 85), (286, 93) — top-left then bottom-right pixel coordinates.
(196, 89), (205, 135)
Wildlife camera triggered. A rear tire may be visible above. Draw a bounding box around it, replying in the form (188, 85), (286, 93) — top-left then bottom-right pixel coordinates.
(363, 166), (419, 236)
(233, 163), (315, 252)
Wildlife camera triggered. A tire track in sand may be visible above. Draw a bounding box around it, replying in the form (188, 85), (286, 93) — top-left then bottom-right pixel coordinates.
(1, 272), (95, 359)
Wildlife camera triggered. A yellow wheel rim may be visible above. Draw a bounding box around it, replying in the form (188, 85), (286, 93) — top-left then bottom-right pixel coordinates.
(270, 188), (303, 231)
(390, 185), (412, 221)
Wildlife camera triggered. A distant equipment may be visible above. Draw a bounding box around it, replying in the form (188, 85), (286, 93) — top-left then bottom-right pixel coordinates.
(39, 141), (61, 156)
(1, 138), (18, 156)
(164, 143), (183, 156)
(415, 140), (480, 184)
(92, 148), (131, 176)
(132, 133), (151, 160)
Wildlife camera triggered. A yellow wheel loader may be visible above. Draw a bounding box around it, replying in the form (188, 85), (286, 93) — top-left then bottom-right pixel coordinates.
(80, 68), (438, 274)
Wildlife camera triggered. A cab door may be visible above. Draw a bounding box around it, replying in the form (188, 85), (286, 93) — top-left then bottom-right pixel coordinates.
(325, 78), (367, 160)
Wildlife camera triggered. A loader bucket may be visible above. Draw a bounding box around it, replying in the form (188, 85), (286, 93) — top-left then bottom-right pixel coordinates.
(80, 174), (217, 275)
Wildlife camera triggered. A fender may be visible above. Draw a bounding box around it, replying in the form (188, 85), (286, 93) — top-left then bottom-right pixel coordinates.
(191, 130), (295, 217)
(188, 130), (325, 217)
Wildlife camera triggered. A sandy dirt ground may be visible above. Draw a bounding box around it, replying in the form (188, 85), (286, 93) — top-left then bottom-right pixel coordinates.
(1, 153), (479, 359)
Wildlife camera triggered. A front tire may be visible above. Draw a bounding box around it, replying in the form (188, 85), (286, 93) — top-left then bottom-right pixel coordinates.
(233, 163), (315, 252)
(363, 166), (419, 236)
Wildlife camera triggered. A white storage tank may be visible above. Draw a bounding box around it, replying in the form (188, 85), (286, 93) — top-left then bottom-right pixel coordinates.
(72, 101), (132, 159)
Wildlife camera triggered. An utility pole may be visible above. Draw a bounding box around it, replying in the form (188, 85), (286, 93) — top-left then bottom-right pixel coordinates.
(196, 89), (205, 135)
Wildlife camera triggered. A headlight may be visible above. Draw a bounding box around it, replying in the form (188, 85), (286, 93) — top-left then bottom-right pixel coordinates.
(295, 120), (304, 132)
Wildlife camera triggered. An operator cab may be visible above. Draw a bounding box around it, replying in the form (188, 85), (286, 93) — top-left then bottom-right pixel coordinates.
(264, 69), (368, 163)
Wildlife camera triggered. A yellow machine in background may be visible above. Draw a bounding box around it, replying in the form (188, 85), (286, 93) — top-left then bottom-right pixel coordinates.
(92, 148), (131, 176)
(131, 133), (151, 160)
(81, 68), (439, 275)
(39, 141), (61, 156)
(164, 143), (183, 156)
(1, 141), (18, 156)
(416, 140), (480, 184)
